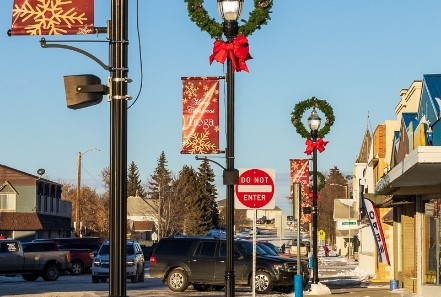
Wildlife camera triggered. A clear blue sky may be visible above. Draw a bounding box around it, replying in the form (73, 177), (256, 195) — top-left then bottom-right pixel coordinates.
(2, 1), (441, 214)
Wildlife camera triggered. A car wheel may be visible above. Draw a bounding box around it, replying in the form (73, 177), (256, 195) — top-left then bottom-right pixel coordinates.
(254, 271), (273, 294)
(71, 261), (84, 275)
(22, 273), (39, 281)
(167, 268), (188, 292)
(193, 284), (212, 291)
(92, 276), (99, 283)
(42, 263), (60, 281)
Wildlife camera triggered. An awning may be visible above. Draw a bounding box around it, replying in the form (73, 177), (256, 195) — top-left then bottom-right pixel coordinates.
(375, 146), (441, 196)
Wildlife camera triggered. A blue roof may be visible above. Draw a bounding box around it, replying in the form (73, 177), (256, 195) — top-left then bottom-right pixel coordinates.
(423, 74), (441, 115)
(401, 112), (418, 129)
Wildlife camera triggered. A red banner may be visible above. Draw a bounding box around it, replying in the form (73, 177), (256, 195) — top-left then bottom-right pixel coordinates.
(181, 77), (220, 154)
(10, 0), (95, 36)
(290, 159), (311, 223)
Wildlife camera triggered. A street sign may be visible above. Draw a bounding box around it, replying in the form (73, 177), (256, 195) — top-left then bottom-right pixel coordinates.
(234, 168), (275, 209)
(318, 229), (326, 241)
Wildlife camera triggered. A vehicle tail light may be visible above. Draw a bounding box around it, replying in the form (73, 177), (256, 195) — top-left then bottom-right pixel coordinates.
(150, 256), (156, 265)
(65, 251), (71, 263)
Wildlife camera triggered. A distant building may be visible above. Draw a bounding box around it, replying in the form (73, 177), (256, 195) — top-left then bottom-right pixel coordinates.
(0, 164), (72, 242)
(127, 195), (157, 241)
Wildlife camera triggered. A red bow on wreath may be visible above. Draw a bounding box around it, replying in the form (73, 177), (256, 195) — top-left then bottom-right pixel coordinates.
(308, 192), (320, 201)
(209, 34), (253, 72)
(304, 138), (329, 155)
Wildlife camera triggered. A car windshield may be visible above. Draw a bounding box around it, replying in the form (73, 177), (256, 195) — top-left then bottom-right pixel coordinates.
(98, 244), (135, 255)
(235, 241), (266, 256)
(257, 243), (278, 256)
(261, 242), (281, 254)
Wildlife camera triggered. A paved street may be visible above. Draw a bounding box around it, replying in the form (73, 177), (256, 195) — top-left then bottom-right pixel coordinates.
(0, 257), (415, 297)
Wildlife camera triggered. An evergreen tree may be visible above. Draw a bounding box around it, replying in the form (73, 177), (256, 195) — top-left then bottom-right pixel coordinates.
(195, 159), (219, 234)
(172, 165), (199, 234)
(146, 151), (173, 239)
(127, 161), (145, 197)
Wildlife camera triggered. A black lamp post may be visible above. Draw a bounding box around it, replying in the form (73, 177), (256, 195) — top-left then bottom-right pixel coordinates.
(217, 1), (243, 297)
(308, 107), (321, 285)
(109, 0), (129, 296)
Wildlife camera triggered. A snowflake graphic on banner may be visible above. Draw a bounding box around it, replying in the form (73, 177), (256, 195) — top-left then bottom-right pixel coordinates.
(183, 131), (218, 154)
(11, 0), (94, 35)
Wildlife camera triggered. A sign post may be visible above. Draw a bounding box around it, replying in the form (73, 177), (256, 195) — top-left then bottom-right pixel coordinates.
(234, 168), (275, 297)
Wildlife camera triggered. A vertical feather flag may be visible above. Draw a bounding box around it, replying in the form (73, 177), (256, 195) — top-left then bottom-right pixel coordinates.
(181, 77), (220, 154)
(290, 159), (311, 223)
(10, 0), (95, 35)
(362, 198), (390, 265)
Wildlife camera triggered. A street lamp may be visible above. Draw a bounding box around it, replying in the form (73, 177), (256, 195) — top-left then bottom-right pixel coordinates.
(308, 107), (321, 284)
(217, 1), (243, 297)
(75, 148), (99, 237)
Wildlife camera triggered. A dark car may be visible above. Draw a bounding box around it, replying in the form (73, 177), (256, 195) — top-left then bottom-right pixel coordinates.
(149, 236), (309, 294)
(140, 243), (156, 261)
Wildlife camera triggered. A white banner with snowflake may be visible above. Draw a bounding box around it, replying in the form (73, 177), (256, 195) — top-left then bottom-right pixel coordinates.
(181, 77), (220, 154)
(10, 0), (95, 35)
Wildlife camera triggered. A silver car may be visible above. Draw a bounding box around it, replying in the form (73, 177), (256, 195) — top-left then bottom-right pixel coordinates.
(91, 241), (145, 283)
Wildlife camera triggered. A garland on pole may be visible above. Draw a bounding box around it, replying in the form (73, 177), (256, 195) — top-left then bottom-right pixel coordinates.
(184, 0), (273, 40)
(291, 97), (335, 139)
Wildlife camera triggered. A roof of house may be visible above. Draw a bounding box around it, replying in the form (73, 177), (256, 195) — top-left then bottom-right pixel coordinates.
(127, 196), (158, 216)
(0, 212), (72, 231)
(132, 221), (155, 231)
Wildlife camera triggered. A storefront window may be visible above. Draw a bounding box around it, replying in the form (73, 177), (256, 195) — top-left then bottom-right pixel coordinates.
(424, 199), (440, 284)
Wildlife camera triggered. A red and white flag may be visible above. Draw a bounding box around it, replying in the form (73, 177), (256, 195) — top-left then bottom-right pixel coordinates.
(181, 77), (220, 154)
(10, 0), (95, 35)
(363, 198), (390, 265)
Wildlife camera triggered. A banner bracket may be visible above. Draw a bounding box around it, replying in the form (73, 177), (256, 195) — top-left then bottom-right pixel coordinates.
(40, 38), (110, 71)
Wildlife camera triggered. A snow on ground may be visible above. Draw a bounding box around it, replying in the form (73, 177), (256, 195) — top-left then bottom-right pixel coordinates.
(303, 256), (417, 296)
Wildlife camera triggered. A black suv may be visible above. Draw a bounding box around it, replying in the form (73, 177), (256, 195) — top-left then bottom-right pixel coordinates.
(149, 236), (309, 294)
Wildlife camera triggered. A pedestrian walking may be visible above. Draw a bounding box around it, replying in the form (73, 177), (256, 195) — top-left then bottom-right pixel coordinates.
(324, 245), (330, 257)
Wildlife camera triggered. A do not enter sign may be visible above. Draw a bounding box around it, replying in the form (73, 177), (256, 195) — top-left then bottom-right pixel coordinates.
(234, 168), (275, 209)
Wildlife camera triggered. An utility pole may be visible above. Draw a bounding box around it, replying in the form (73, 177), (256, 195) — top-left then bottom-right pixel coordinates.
(76, 152), (81, 237)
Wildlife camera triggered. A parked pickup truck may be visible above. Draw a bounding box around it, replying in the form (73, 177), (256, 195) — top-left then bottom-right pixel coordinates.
(24, 241), (93, 275)
(61, 248), (94, 275)
(0, 239), (71, 281)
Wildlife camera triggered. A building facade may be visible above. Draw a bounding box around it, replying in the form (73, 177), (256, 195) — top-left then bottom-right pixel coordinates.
(356, 77), (441, 296)
(0, 164), (72, 242)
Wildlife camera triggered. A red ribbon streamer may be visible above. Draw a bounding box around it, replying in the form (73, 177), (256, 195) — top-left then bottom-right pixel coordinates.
(209, 35), (253, 72)
(304, 138), (329, 155)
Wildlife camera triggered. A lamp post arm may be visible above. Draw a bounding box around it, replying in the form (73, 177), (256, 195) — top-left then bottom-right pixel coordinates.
(195, 156), (226, 170)
(40, 38), (110, 71)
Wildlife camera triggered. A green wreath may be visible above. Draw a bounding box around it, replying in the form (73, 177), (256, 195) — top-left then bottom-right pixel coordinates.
(290, 97), (335, 139)
(184, 0), (273, 40)
(310, 171), (326, 192)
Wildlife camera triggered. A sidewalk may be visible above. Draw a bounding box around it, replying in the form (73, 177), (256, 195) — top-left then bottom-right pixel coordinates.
(303, 283), (415, 297)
